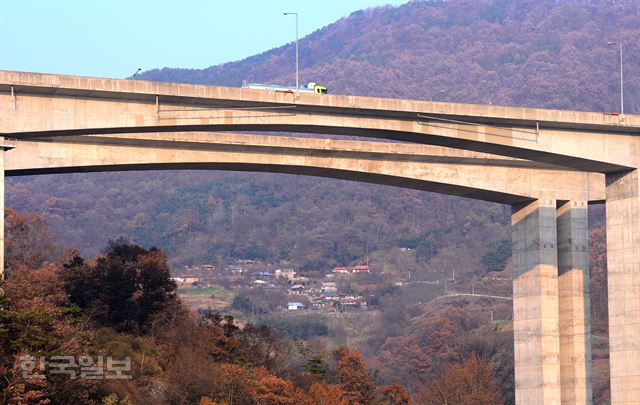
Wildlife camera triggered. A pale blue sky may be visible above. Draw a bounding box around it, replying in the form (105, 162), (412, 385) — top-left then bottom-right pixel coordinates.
(0, 0), (407, 78)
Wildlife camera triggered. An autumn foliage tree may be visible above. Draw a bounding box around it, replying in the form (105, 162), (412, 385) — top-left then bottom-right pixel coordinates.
(0, 263), (98, 404)
(334, 346), (378, 405)
(378, 384), (411, 405)
(4, 208), (58, 275)
(251, 366), (297, 405)
(420, 354), (503, 405)
(307, 383), (346, 405)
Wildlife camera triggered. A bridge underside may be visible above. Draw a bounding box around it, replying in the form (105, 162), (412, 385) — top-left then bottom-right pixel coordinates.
(5, 133), (604, 205)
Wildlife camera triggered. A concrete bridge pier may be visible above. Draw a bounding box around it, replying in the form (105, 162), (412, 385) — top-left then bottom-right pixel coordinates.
(512, 199), (561, 404)
(606, 169), (640, 404)
(557, 200), (592, 404)
(512, 199), (593, 404)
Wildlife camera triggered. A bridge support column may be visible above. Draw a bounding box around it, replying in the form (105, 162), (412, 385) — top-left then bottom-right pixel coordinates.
(557, 201), (592, 404)
(606, 169), (640, 404)
(512, 199), (561, 404)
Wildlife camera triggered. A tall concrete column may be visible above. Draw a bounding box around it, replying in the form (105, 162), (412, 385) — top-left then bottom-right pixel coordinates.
(512, 199), (561, 404)
(606, 169), (640, 404)
(557, 201), (592, 404)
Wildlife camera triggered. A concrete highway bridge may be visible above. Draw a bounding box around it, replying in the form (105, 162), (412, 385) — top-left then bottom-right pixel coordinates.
(1, 70), (639, 404)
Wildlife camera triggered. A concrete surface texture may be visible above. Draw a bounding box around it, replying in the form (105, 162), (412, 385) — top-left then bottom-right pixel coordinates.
(512, 199), (561, 404)
(557, 201), (592, 404)
(5, 134), (605, 204)
(606, 170), (640, 404)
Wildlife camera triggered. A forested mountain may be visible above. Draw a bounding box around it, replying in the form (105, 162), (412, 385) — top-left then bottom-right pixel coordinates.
(8, 0), (638, 273)
(140, 0), (639, 111)
(5, 2), (639, 402)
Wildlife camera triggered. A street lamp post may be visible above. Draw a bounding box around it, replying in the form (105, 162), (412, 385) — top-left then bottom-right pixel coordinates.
(283, 12), (299, 92)
(608, 41), (624, 114)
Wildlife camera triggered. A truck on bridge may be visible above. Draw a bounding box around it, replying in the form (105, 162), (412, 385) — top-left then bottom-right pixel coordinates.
(242, 81), (327, 94)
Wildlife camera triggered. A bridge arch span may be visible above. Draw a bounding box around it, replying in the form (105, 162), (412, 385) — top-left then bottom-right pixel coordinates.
(4, 134), (603, 205)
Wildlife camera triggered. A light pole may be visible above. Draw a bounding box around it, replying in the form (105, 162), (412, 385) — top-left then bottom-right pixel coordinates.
(283, 12), (299, 92)
(429, 89), (446, 101)
(607, 41), (624, 114)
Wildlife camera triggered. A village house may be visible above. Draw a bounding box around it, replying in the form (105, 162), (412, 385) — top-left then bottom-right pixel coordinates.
(311, 297), (335, 309)
(321, 282), (338, 294)
(337, 295), (368, 311)
(287, 302), (306, 311)
(332, 266), (349, 274)
(275, 268), (298, 280)
(350, 265), (371, 274)
(289, 284), (306, 295)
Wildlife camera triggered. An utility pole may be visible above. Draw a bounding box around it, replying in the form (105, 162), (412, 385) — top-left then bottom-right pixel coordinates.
(619, 42), (624, 115)
(607, 41), (624, 114)
(283, 12), (299, 92)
